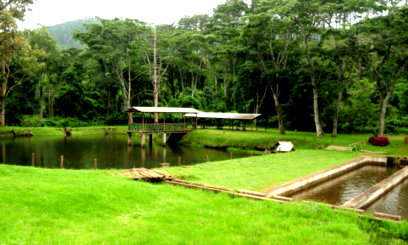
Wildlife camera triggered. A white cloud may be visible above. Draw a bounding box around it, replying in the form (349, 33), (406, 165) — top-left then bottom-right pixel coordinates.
(18, 0), (230, 30)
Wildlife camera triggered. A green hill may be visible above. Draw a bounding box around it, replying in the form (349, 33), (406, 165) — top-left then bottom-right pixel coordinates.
(47, 18), (99, 49)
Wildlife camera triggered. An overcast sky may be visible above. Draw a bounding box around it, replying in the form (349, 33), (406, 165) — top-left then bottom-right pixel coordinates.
(18, 0), (233, 30)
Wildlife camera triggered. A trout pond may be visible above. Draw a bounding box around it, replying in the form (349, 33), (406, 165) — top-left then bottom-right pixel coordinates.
(0, 134), (250, 169)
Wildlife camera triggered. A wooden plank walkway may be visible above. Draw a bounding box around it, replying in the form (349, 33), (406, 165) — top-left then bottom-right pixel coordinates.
(107, 168), (173, 182)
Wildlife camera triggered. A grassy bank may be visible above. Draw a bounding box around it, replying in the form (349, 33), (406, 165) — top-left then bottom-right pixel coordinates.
(1, 164), (407, 244)
(164, 150), (363, 191)
(0, 125), (128, 137)
(183, 129), (408, 156)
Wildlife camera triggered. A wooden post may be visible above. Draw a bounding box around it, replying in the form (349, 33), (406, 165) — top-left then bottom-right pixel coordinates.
(206, 155), (209, 162)
(230, 152), (233, 159)
(94, 158), (97, 170)
(195, 114), (198, 129)
(162, 133), (167, 146)
(251, 151), (253, 156)
(31, 153), (35, 167)
(183, 115), (186, 130)
(142, 113), (145, 130)
(178, 156), (181, 166)
(128, 112), (132, 124)
(127, 132), (132, 146)
(163, 113), (166, 130)
(141, 134), (146, 148)
(60, 155), (64, 169)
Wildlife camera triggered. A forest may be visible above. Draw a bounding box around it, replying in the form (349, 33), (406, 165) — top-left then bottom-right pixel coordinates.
(1, 0), (407, 137)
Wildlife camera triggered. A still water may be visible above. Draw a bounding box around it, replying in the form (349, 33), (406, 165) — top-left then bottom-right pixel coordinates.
(289, 165), (399, 206)
(367, 179), (408, 220)
(0, 135), (249, 169)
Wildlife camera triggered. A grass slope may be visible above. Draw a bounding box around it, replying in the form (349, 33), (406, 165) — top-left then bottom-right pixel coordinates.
(164, 150), (362, 191)
(1, 164), (407, 244)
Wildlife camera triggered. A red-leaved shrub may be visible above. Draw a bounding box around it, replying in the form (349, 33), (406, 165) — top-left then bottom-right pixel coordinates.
(368, 136), (390, 146)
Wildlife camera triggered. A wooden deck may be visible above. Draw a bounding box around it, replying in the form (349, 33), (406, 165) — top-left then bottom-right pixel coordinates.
(107, 168), (173, 182)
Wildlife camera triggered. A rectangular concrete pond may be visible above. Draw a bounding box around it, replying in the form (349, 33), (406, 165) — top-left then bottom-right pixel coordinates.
(264, 156), (408, 221)
(288, 165), (399, 205)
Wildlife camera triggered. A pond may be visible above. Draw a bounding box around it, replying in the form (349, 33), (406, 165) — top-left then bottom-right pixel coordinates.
(0, 135), (250, 169)
(288, 165), (399, 206)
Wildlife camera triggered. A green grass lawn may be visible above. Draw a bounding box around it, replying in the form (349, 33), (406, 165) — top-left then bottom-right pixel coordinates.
(1, 127), (407, 243)
(184, 129), (407, 156)
(1, 164), (407, 244)
(164, 150), (363, 191)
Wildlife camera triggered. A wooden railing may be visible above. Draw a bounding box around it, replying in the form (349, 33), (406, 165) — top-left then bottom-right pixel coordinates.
(128, 123), (196, 133)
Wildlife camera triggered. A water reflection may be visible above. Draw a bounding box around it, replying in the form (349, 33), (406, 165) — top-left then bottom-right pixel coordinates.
(0, 134), (249, 169)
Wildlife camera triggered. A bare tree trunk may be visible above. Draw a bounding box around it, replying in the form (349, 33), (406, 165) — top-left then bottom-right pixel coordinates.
(0, 97), (5, 127)
(178, 65), (185, 92)
(127, 48), (133, 124)
(332, 91), (342, 137)
(378, 91), (391, 137)
(1, 60), (6, 126)
(312, 80), (323, 137)
(272, 91), (285, 135)
(153, 27), (159, 123)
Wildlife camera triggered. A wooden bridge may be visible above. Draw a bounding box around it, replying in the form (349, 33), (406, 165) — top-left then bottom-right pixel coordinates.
(126, 107), (199, 147)
(126, 106), (261, 147)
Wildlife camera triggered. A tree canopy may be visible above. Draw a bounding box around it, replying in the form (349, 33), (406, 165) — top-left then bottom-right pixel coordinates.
(2, 0), (408, 137)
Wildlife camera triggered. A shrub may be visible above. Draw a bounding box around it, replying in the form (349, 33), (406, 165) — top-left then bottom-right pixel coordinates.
(368, 136), (390, 147)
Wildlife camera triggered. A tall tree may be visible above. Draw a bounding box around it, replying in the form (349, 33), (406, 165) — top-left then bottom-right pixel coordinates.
(138, 25), (174, 122)
(243, 0), (300, 134)
(353, 3), (408, 136)
(25, 26), (61, 118)
(206, 0), (249, 98)
(75, 18), (149, 123)
(0, 0), (33, 126)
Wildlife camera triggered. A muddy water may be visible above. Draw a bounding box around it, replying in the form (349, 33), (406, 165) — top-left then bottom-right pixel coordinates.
(366, 179), (408, 220)
(289, 165), (399, 206)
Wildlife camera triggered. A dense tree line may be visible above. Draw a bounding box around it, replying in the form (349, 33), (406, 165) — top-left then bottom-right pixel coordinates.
(1, 0), (407, 137)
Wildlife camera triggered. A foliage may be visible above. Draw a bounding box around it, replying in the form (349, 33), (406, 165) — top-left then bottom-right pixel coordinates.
(20, 115), (102, 127)
(368, 137), (390, 147)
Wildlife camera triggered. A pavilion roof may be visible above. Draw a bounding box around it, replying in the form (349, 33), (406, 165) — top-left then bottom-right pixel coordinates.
(126, 107), (200, 114)
(184, 112), (261, 120)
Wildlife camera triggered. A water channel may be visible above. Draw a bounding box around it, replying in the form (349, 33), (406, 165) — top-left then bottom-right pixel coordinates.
(366, 179), (408, 220)
(0, 135), (250, 169)
(289, 165), (400, 206)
